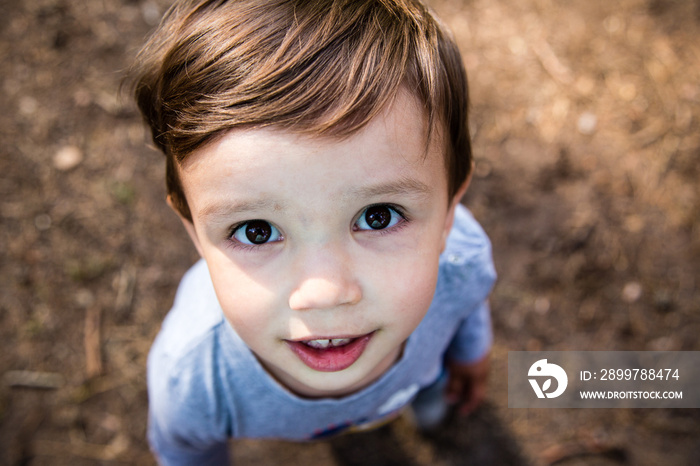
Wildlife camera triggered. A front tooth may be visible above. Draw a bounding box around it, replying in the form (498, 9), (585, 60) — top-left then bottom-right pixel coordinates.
(331, 338), (352, 347)
(307, 339), (330, 349)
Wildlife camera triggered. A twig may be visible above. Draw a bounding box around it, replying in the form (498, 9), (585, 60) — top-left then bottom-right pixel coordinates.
(115, 265), (136, 318)
(33, 433), (129, 461)
(540, 434), (627, 465)
(532, 39), (573, 85)
(84, 306), (103, 378)
(2, 370), (64, 390)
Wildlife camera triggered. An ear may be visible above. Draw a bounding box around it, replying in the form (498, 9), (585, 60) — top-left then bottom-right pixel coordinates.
(441, 168), (473, 252)
(167, 195), (204, 258)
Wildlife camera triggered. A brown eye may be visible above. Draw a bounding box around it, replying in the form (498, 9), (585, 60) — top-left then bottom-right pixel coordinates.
(245, 220), (272, 243)
(365, 205), (392, 229)
(232, 220), (281, 246)
(355, 204), (404, 232)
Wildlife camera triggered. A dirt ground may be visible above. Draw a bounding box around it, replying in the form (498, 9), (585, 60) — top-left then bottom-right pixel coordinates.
(1, 0), (698, 464)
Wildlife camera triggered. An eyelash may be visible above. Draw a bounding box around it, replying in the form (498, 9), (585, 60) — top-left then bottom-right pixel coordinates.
(225, 203), (410, 251)
(226, 241), (257, 253)
(226, 221), (282, 252)
(353, 204), (409, 234)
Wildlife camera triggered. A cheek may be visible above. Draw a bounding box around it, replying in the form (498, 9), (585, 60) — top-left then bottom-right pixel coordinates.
(384, 254), (441, 323)
(207, 262), (281, 340)
(366, 222), (445, 321)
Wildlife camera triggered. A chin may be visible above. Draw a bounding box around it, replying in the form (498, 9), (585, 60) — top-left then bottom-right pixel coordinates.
(304, 371), (370, 397)
(292, 361), (386, 397)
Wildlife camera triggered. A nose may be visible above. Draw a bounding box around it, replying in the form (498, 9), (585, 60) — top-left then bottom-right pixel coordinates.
(288, 247), (362, 311)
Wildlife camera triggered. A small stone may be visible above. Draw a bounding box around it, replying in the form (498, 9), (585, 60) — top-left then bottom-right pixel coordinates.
(53, 145), (83, 171)
(534, 297), (550, 314)
(18, 96), (38, 116)
(34, 214), (52, 231)
(75, 288), (95, 308)
(577, 112), (597, 135)
(622, 281), (642, 303)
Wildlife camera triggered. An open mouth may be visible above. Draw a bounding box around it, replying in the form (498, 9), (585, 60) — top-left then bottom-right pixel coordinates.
(302, 338), (354, 349)
(285, 332), (374, 372)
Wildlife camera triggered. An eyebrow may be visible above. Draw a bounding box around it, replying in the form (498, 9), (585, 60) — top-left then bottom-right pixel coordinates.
(198, 198), (284, 222)
(197, 177), (432, 222)
(346, 177), (432, 200)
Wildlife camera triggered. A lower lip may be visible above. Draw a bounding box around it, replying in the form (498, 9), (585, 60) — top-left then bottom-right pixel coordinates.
(286, 333), (373, 372)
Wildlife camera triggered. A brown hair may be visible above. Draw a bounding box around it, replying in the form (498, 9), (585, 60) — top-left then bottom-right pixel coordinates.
(131, 0), (471, 221)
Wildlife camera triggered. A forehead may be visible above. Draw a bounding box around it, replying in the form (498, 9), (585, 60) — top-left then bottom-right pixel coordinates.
(178, 91), (448, 213)
(182, 89), (445, 165)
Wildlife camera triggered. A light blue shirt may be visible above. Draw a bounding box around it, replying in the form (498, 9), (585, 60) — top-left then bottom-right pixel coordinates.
(148, 205), (496, 465)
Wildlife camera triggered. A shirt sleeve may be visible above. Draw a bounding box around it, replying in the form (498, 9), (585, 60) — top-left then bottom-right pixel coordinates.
(147, 260), (235, 465)
(446, 299), (493, 363)
(442, 205), (496, 364)
(147, 335), (232, 465)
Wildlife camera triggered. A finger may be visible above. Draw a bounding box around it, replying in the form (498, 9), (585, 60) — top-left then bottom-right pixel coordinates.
(459, 382), (485, 416)
(445, 374), (463, 404)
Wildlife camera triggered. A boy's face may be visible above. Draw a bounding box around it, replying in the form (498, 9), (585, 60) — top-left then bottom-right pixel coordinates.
(177, 91), (466, 398)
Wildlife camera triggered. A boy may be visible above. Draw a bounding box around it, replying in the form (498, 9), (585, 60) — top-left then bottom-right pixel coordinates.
(132, 0), (496, 464)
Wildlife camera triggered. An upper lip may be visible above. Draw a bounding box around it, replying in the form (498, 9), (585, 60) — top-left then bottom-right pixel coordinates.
(286, 331), (373, 342)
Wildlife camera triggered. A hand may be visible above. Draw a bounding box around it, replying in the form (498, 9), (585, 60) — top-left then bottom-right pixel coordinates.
(445, 352), (490, 416)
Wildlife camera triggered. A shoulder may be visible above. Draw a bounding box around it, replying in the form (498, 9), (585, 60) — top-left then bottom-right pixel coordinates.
(148, 259), (229, 410)
(147, 260), (234, 446)
(442, 205), (495, 272)
(435, 205), (496, 302)
(152, 259), (225, 360)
